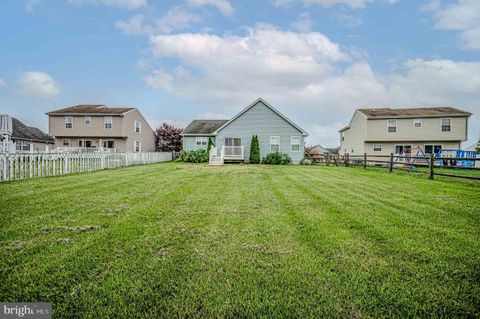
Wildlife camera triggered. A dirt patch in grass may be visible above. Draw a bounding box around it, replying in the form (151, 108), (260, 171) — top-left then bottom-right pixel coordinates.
(42, 225), (100, 233)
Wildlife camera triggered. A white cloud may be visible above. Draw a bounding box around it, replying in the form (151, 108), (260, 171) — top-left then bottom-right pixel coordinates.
(0, 78), (6, 87)
(274, 0), (398, 9)
(68, 0), (147, 9)
(155, 7), (202, 33)
(141, 23), (480, 146)
(115, 14), (147, 35)
(307, 122), (345, 146)
(25, 0), (41, 12)
(116, 7), (201, 35)
(290, 12), (314, 32)
(426, 0), (480, 50)
(16, 71), (60, 98)
(187, 0), (234, 16)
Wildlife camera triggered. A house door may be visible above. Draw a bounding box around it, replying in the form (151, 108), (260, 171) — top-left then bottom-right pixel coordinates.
(102, 140), (115, 149)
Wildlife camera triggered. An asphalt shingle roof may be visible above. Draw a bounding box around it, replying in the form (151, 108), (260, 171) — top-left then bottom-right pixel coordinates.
(12, 118), (54, 143)
(48, 105), (134, 115)
(358, 107), (471, 118)
(182, 120), (229, 135)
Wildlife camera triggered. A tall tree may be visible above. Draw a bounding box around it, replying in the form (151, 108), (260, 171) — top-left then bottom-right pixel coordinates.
(155, 123), (183, 152)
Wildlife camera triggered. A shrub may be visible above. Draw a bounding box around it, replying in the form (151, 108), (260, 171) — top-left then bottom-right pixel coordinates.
(249, 135), (260, 164)
(300, 158), (312, 165)
(207, 137), (214, 153)
(261, 152), (292, 165)
(176, 149), (208, 163)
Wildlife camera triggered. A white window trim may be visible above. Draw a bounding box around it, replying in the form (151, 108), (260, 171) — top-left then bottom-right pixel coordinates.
(104, 116), (113, 130)
(373, 144), (382, 152)
(62, 139), (70, 146)
(134, 140), (141, 152)
(441, 118), (452, 132)
(65, 116), (73, 129)
(270, 136), (280, 152)
(134, 121), (141, 133)
(196, 137), (208, 146)
(387, 119), (397, 133)
(84, 116), (92, 125)
(413, 118), (422, 128)
(291, 136), (301, 152)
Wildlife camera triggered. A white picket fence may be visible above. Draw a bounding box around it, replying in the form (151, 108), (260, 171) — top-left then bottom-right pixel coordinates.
(0, 152), (172, 182)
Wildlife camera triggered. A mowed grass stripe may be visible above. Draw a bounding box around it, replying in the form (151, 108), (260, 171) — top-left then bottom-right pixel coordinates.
(0, 163), (479, 318)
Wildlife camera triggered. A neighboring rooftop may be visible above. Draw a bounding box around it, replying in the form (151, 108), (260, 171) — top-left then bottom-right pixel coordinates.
(182, 120), (229, 135)
(12, 118), (54, 143)
(47, 105), (135, 115)
(358, 107), (471, 118)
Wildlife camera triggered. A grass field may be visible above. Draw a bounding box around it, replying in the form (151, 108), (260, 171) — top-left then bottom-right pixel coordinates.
(1, 163), (479, 318)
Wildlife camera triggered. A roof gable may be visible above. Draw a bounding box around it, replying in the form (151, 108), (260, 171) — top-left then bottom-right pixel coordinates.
(215, 98), (308, 136)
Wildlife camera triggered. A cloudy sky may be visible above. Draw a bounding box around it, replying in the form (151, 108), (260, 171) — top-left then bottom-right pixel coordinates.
(0, 0), (479, 147)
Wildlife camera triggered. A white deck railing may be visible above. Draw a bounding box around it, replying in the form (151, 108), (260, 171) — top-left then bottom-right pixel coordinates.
(0, 152), (172, 182)
(0, 140), (16, 154)
(223, 146), (244, 159)
(53, 147), (116, 154)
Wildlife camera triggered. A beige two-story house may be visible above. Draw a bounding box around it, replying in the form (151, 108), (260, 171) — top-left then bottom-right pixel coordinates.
(339, 107), (471, 156)
(47, 105), (155, 153)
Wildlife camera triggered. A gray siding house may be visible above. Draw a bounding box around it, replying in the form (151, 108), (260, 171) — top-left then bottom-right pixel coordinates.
(182, 98), (308, 164)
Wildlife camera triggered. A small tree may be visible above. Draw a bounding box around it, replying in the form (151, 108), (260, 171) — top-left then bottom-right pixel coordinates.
(155, 123), (183, 152)
(476, 133), (480, 154)
(207, 137), (213, 153)
(249, 135), (260, 164)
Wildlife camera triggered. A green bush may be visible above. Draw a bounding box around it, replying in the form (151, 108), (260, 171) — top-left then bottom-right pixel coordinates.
(261, 152), (292, 165)
(176, 149), (208, 163)
(249, 135), (260, 164)
(300, 158), (312, 165)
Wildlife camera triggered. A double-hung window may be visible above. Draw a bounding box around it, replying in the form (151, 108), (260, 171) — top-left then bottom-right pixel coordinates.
(387, 119), (397, 133)
(413, 119), (422, 128)
(62, 139), (70, 146)
(134, 121), (141, 133)
(104, 116), (112, 129)
(373, 144), (382, 152)
(84, 116), (91, 125)
(270, 136), (280, 152)
(134, 140), (141, 152)
(65, 116), (73, 129)
(196, 137), (208, 146)
(441, 118), (451, 132)
(291, 136), (300, 152)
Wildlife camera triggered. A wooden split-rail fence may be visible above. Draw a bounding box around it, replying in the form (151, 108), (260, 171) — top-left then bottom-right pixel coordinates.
(307, 153), (480, 181)
(0, 152), (172, 182)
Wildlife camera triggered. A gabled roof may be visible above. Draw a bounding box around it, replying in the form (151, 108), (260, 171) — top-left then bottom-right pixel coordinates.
(357, 107), (471, 118)
(182, 120), (229, 136)
(47, 104), (135, 115)
(11, 118), (54, 143)
(214, 98), (308, 136)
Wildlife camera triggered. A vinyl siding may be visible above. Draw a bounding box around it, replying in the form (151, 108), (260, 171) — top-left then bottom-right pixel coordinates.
(122, 110), (156, 152)
(183, 136), (215, 150)
(340, 111), (368, 155)
(366, 116), (468, 141)
(364, 141), (461, 156)
(53, 137), (127, 152)
(215, 101), (305, 163)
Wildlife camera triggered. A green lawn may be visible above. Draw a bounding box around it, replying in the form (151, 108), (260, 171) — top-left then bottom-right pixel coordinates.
(1, 163), (479, 318)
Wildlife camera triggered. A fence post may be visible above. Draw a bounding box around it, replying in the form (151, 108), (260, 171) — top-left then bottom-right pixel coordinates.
(335, 154), (339, 166)
(363, 153), (367, 169)
(429, 152), (435, 180)
(345, 153), (349, 167)
(326, 153), (329, 166)
(389, 153), (394, 173)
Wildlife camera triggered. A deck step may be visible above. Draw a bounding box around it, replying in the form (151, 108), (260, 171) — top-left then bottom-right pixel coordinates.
(209, 156), (224, 165)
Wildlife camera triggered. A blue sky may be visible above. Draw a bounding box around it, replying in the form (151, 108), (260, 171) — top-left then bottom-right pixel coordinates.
(0, 0), (479, 146)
